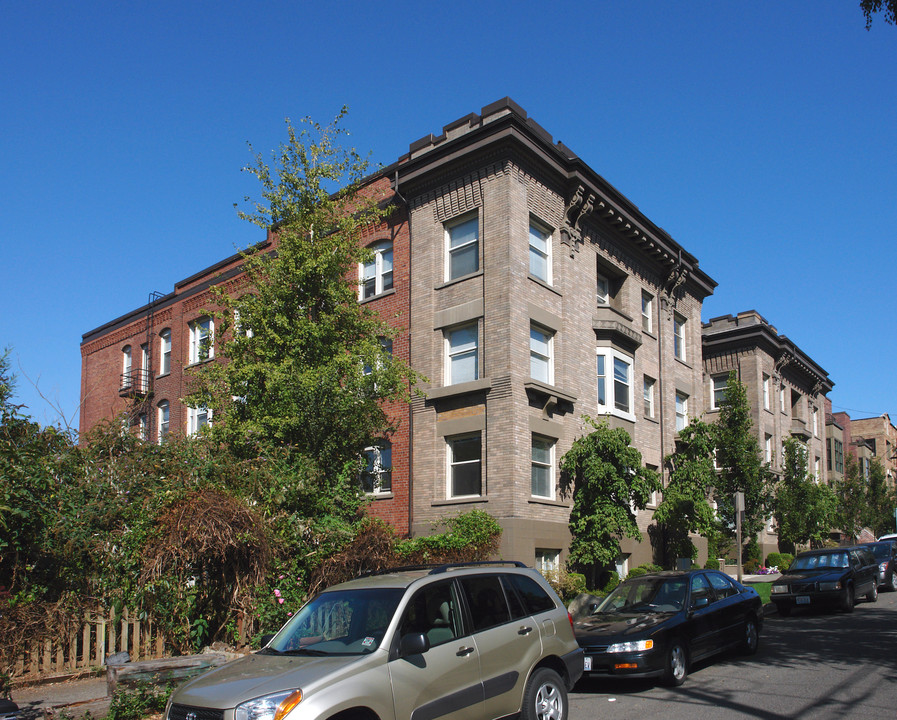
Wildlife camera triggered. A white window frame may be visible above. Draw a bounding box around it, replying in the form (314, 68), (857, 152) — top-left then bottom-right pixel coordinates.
(157, 401), (170, 443)
(361, 443), (392, 495)
(596, 348), (635, 422)
(641, 291), (654, 333)
(812, 407), (818, 436)
(446, 433), (482, 498)
(122, 345), (132, 388)
(673, 313), (686, 361)
(138, 413), (148, 441)
(528, 220), (552, 283)
(710, 375), (728, 410)
(597, 272), (610, 305)
(780, 386), (786, 413)
(762, 374), (770, 410)
(675, 392), (689, 432)
(159, 329), (171, 376)
(535, 549), (560, 577)
(188, 406), (211, 435)
(189, 317), (214, 364)
(529, 323), (554, 385)
(140, 344), (149, 393)
(359, 240), (394, 300)
(643, 376), (655, 419)
(445, 323), (478, 385)
(531, 434), (555, 499)
(765, 434), (773, 464)
(445, 212), (479, 282)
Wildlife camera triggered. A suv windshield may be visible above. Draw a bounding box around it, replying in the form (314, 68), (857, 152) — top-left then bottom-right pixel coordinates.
(267, 588), (404, 656)
(595, 577), (687, 614)
(790, 553), (849, 571)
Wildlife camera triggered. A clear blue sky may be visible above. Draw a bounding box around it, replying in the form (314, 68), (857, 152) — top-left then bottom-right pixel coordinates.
(2, 1), (895, 431)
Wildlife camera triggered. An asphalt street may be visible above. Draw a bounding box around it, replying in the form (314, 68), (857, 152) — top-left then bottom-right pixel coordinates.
(569, 588), (897, 720)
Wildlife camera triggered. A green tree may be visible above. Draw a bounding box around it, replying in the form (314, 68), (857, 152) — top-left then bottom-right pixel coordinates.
(861, 0), (897, 28)
(655, 420), (719, 566)
(773, 437), (838, 552)
(836, 453), (868, 541)
(187, 109), (419, 478)
(866, 458), (896, 537)
(559, 417), (660, 585)
(713, 372), (773, 558)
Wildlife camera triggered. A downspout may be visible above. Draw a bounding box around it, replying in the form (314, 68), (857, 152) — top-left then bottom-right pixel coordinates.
(394, 170), (413, 539)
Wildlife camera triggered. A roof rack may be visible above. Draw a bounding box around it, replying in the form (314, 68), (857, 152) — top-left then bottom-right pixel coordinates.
(359, 560), (529, 579)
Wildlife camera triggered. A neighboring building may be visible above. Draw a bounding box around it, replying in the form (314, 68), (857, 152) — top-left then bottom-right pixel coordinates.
(81, 98), (722, 570)
(702, 311), (834, 558)
(825, 398), (846, 486)
(847, 414), (897, 490)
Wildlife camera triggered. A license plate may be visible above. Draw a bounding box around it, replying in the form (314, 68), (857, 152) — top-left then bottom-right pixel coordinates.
(796, 596), (810, 605)
(584, 656), (592, 671)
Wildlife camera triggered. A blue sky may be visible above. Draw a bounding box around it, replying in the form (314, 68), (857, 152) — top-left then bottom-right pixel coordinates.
(2, 1), (895, 431)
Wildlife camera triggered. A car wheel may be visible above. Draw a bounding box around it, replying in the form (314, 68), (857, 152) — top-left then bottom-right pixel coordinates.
(662, 641), (689, 687)
(889, 570), (897, 591)
(741, 617), (759, 655)
(775, 603), (791, 617)
(841, 584), (855, 613)
(867, 582), (878, 603)
(521, 667), (567, 720)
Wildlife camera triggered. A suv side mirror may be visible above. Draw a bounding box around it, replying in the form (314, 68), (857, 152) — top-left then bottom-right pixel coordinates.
(399, 632), (430, 657)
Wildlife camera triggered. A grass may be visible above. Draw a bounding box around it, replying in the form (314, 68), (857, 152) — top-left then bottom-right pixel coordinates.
(750, 581), (772, 605)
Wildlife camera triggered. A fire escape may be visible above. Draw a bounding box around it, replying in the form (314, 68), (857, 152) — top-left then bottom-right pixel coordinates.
(119, 291), (164, 437)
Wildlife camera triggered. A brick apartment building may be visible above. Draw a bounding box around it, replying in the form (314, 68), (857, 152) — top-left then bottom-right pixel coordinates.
(701, 311), (834, 558)
(830, 404), (896, 491)
(82, 98), (731, 571)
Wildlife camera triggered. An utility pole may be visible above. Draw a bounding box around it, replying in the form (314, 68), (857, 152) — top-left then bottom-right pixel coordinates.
(735, 491), (745, 582)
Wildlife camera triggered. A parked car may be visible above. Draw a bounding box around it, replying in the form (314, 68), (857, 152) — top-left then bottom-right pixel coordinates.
(878, 533), (897, 542)
(862, 540), (897, 590)
(771, 546), (879, 616)
(165, 561), (583, 720)
(573, 569), (762, 687)
(0, 699), (18, 720)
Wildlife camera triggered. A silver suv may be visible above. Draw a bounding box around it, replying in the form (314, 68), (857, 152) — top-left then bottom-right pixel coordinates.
(165, 561), (583, 720)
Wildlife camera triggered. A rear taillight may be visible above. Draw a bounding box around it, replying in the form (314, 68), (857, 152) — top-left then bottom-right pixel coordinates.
(568, 612), (575, 631)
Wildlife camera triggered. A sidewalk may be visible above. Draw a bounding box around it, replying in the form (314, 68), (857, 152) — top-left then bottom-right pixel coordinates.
(12, 675), (110, 719)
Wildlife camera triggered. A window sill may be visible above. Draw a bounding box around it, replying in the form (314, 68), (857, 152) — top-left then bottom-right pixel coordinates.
(365, 492), (395, 500)
(359, 288), (396, 305)
(427, 378), (492, 401)
(186, 358), (214, 369)
(528, 274), (562, 296)
(436, 269), (483, 290)
(432, 497), (488, 507)
(673, 357), (691, 369)
(595, 409), (637, 424)
(528, 496), (569, 508)
(524, 380), (577, 405)
(156, 372), (170, 380)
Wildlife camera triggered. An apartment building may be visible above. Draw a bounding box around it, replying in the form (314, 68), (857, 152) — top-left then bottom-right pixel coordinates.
(702, 311), (834, 557)
(848, 414), (897, 489)
(80, 98), (718, 569)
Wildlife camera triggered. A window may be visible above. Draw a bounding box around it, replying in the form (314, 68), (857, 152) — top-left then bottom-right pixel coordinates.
(596, 272), (610, 305)
(531, 435), (555, 498)
(188, 406), (210, 435)
(673, 314), (686, 361)
(641, 291), (654, 333)
(675, 392), (689, 431)
(535, 549), (560, 577)
(159, 329), (171, 375)
(765, 434), (773, 463)
(360, 241), (394, 299)
(363, 337), (393, 378)
(833, 439), (844, 474)
(596, 349), (634, 420)
(814, 456), (821, 482)
(529, 324), (553, 384)
(189, 318), (213, 364)
(138, 414), (147, 441)
(447, 433), (481, 497)
(445, 213), (478, 281)
(528, 221), (551, 283)
(140, 344), (149, 393)
(361, 443), (392, 494)
(711, 375), (728, 410)
(812, 408), (819, 436)
(643, 377), (655, 419)
(234, 309), (254, 338)
(780, 386), (786, 413)
(445, 324), (478, 385)
(762, 374), (770, 410)
(121, 346), (132, 388)
(399, 581), (460, 648)
(459, 575), (510, 632)
(157, 401), (170, 443)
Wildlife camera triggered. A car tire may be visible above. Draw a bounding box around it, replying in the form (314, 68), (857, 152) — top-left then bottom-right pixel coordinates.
(521, 667), (567, 720)
(776, 603), (791, 617)
(741, 617), (759, 655)
(866, 582), (878, 603)
(888, 570), (897, 592)
(662, 641), (689, 687)
(841, 584), (855, 613)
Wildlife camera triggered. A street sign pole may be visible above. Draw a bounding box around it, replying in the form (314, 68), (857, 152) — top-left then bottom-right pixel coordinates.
(735, 492), (745, 582)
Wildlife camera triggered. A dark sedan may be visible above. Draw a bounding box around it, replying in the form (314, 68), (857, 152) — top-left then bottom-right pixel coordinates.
(862, 540), (897, 590)
(771, 546), (879, 616)
(574, 570), (762, 686)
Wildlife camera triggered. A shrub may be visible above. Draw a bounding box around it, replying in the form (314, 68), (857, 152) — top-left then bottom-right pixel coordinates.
(743, 558), (760, 574)
(107, 681), (172, 720)
(704, 557), (721, 570)
(765, 552), (793, 571)
(601, 571), (620, 593)
(543, 569), (587, 602)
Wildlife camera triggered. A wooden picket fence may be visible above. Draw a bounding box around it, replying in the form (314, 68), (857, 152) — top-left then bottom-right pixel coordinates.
(9, 606), (166, 681)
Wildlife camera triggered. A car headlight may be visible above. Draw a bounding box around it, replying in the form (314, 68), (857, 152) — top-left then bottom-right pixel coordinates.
(771, 585), (789, 594)
(818, 581), (842, 591)
(606, 639), (654, 653)
(235, 690), (303, 720)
